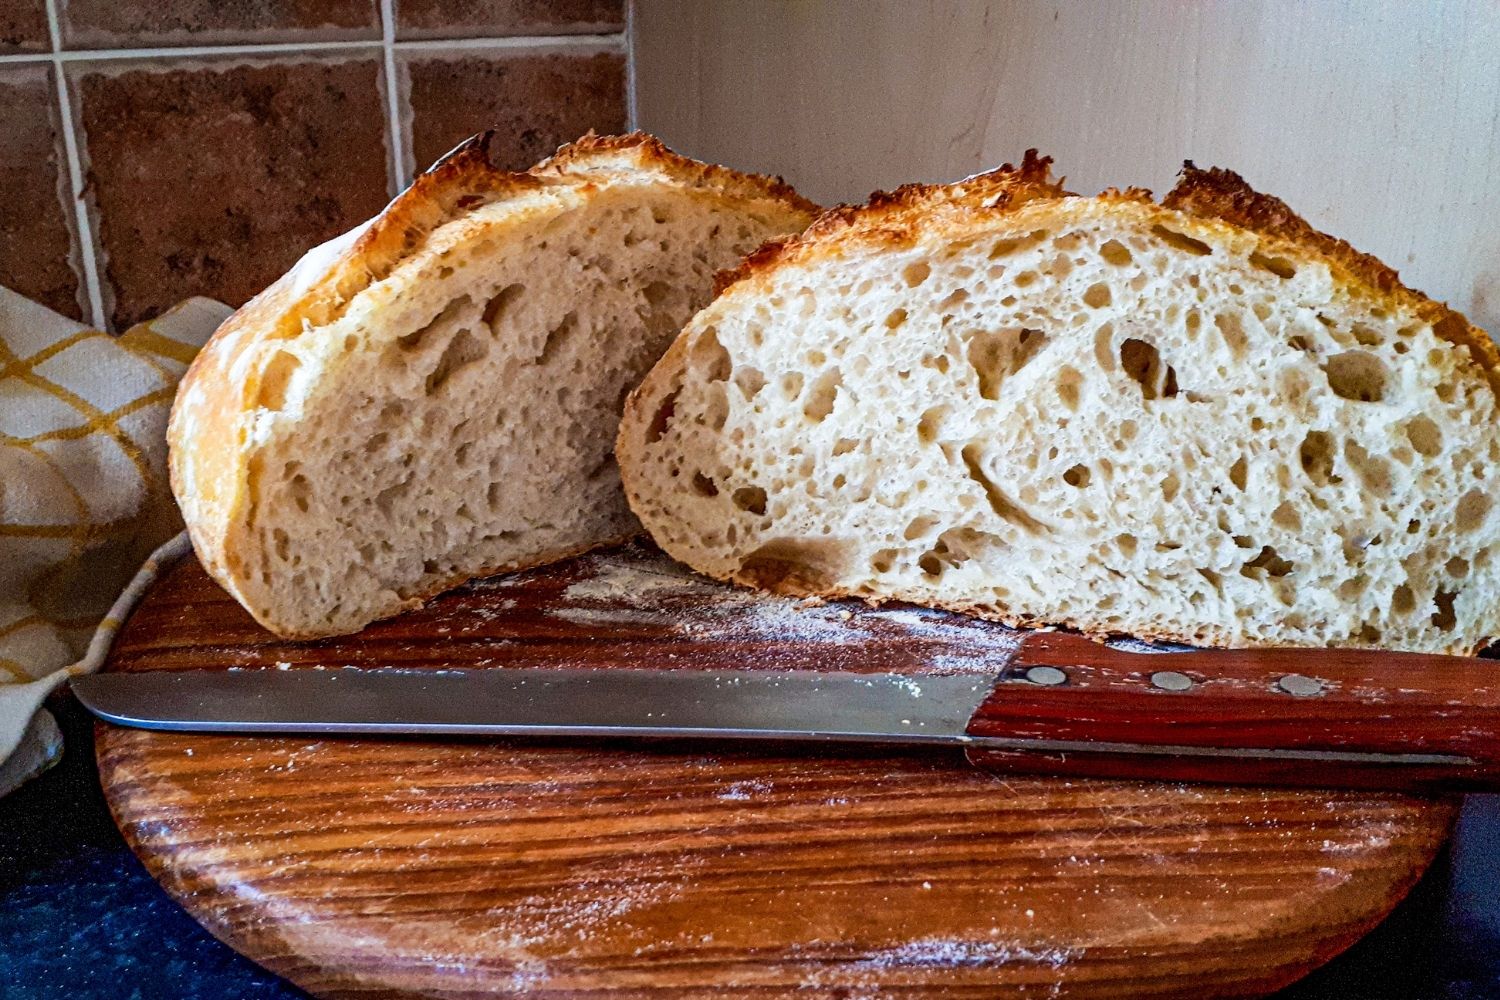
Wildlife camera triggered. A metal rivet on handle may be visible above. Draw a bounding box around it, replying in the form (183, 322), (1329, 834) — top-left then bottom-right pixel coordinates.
(1024, 666), (1068, 686)
(1150, 670), (1193, 692)
(1277, 673), (1325, 697)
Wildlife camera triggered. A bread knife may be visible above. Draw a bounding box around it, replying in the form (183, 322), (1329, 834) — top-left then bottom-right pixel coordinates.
(74, 631), (1500, 793)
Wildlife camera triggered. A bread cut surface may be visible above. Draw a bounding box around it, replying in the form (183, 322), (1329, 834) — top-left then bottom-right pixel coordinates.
(619, 154), (1500, 654)
(169, 132), (817, 638)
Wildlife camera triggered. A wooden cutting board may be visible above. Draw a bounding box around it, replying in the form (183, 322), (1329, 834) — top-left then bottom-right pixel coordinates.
(96, 542), (1455, 999)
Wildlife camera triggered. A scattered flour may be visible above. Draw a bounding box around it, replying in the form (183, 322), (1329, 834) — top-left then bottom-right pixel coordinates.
(853, 937), (1079, 970)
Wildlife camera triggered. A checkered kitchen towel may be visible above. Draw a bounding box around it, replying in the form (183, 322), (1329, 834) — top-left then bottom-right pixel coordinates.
(0, 287), (229, 796)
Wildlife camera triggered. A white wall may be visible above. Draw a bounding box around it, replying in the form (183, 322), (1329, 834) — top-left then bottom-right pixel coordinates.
(635, 0), (1500, 334)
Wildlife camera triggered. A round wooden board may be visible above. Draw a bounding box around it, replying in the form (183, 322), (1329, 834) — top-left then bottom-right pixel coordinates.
(97, 545), (1456, 999)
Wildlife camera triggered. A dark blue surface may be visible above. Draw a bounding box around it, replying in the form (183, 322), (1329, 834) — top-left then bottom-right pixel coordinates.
(3, 692), (1499, 999)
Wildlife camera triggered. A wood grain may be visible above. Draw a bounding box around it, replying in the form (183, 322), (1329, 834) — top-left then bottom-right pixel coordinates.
(964, 633), (1500, 792)
(97, 543), (1456, 999)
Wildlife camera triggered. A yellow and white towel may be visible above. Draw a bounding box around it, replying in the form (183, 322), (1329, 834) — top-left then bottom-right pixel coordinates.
(0, 287), (229, 795)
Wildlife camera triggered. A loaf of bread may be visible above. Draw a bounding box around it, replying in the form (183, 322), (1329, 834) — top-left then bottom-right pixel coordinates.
(618, 153), (1500, 654)
(169, 132), (818, 638)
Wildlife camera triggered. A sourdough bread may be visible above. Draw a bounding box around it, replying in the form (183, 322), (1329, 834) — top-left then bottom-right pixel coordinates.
(618, 154), (1500, 654)
(169, 132), (818, 638)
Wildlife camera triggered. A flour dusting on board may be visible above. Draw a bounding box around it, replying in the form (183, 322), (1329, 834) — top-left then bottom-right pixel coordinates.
(858, 938), (1080, 970)
(549, 543), (1028, 670)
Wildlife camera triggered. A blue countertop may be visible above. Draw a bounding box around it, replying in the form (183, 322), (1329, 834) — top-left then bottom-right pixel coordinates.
(4, 692), (1500, 1000)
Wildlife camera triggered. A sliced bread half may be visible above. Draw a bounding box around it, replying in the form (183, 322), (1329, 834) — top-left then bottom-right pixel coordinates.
(169, 132), (818, 638)
(618, 154), (1500, 654)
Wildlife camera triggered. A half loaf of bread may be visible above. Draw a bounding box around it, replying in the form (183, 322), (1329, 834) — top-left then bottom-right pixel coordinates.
(169, 132), (818, 638)
(619, 153), (1500, 654)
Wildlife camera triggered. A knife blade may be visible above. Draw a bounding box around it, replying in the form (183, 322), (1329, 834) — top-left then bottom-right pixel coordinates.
(73, 630), (1500, 793)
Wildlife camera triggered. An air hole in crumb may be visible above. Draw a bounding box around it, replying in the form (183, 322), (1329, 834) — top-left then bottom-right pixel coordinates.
(832, 437), (858, 456)
(691, 327), (732, 381)
(902, 261), (931, 287)
(967, 327), (1048, 399)
(1100, 239), (1133, 266)
(1322, 350), (1388, 402)
(1433, 589), (1459, 630)
(961, 443), (1046, 533)
(645, 386), (680, 444)
(1447, 556), (1470, 578)
(1404, 415), (1443, 457)
(938, 288), (969, 311)
(1344, 440), (1392, 495)
(1120, 338), (1178, 399)
(1272, 501), (1302, 531)
(701, 383), (730, 432)
(1115, 533), (1138, 558)
(1228, 456), (1247, 490)
(734, 366), (766, 398)
(1299, 430), (1338, 486)
(1151, 224), (1212, 255)
(917, 405), (949, 444)
(780, 372), (805, 399)
(803, 369), (842, 422)
(288, 474), (310, 513)
(1161, 471), (1181, 502)
(919, 529), (983, 578)
(482, 283), (525, 334)
(871, 549), (898, 573)
(738, 537), (851, 591)
(1083, 282), (1111, 309)
(1392, 584), (1416, 615)
(257, 350), (301, 411)
(536, 311), (577, 365)
(904, 516), (939, 540)
(641, 280), (673, 310)
(1456, 489), (1491, 533)
(1215, 313), (1248, 357)
(1242, 545), (1294, 578)
(884, 307), (908, 331)
(1063, 464), (1091, 488)
(732, 485), (767, 514)
(1056, 366), (1083, 411)
(690, 472), (719, 498)
(1249, 252), (1296, 279)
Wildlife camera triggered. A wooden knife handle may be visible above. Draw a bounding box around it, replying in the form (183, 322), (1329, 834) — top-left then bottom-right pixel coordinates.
(963, 631), (1500, 793)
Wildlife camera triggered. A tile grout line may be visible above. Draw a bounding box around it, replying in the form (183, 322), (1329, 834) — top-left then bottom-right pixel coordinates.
(0, 33), (628, 65)
(625, 0), (639, 131)
(43, 0), (107, 329)
(377, 0), (408, 194)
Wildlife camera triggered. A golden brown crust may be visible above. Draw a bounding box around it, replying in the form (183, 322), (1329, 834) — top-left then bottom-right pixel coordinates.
(713, 149), (1069, 294)
(1164, 163), (1500, 391)
(168, 129), (819, 636)
(622, 151), (1496, 658)
(710, 152), (1494, 398)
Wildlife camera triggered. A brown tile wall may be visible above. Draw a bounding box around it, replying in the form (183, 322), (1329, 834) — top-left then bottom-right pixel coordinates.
(59, 1), (382, 49)
(73, 56), (392, 329)
(395, 0), (623, 41)
(0, 0), (48, 54)
(404, 50), (626, 174)
(0, 0), (628, 331)
(0, 65), (81, 319)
